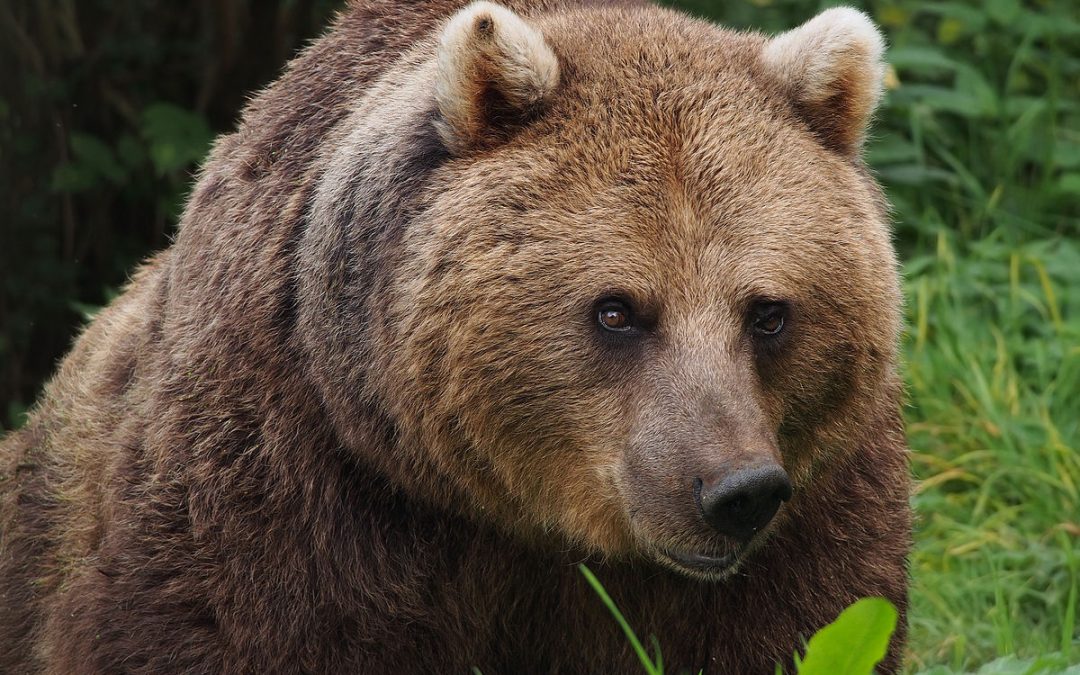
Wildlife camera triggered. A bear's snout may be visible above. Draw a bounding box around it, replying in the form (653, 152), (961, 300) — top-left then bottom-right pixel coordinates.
(695, 464), (792, 544)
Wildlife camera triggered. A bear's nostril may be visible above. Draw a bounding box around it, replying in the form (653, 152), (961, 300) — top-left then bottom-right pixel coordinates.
(697, 465), (792, 543)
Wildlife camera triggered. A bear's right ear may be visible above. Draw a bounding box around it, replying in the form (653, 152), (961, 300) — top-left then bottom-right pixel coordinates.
(760, 8), (886, 158)
(434, 1), (560, 155)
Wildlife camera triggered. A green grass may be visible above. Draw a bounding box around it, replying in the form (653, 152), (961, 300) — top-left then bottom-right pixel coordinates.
(903, 233), (1080, 671)
(871, 1), (1080, 670)
(580, 564), (668, 675)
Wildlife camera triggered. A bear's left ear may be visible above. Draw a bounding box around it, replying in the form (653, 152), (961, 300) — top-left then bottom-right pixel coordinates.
(760, 7), (886, 158)
(435, 1), (560, 155)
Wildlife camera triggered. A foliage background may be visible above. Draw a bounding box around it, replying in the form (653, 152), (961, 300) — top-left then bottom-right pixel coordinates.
(1, 0), (1077, 672)
(0, 0), (341, 423)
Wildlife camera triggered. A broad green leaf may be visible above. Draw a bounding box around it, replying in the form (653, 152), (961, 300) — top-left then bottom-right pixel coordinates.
(51, 162), (98, 193)
(69, 133), (126, 184)
(1056, 174), (1080, 197)
(797, 598), (898, 675)
(51, 132), (127, 192)
(888, 46), (958, 74)
(876, 164), (959, 187)
(984, 0), (1021, 26)
(954, 66), (999, 117)
(963, 653), (1080, 674)
(893, 85), (988, 118)
(1019, 12), (1080, 37)
(936, 17), (966, 45)
(867, 134), (921, 166)
(116, 133), (147, 169)
(1054, 139), (1080, 170)
(914, 2), (989, 32)
(140, 103), (213, 175)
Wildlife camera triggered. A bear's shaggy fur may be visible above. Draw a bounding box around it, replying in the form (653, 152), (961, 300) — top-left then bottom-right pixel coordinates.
(0, 0), (911, 672)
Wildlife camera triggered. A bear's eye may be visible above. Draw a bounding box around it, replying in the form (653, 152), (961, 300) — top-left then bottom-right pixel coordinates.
(597, 299), (634, 333)
(751, 302), (787, 337)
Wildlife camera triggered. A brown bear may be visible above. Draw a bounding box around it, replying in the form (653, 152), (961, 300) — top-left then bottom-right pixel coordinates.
(0, 0), (911, 672)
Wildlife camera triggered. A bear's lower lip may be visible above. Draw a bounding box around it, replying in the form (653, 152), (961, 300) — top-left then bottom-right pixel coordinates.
(658, 549), (740, 577)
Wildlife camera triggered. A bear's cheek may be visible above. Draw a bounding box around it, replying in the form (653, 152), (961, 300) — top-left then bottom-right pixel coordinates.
(438, 340), (643, 552)
(765, 325), (871, 483)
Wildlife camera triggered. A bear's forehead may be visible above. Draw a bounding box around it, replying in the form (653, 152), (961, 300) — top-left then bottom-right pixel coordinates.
(425, 7), (889, 302)
(520, 9), (846, 206)
(446, 135), (877, 313)
(536, 7), (767, 96)
(482, 96), (869, 259)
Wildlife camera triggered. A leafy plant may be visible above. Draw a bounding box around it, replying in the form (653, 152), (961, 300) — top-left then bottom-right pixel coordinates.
(796, 599), (898, 675)
(580, 564), (900, 675)
(140, 103), (214, 176)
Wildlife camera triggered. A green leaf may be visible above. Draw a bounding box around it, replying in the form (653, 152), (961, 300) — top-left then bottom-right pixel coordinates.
(915, 3), (989, 32)
(984, 0), (1021, 26)
(876, 164), (959, 187)
(1054, 139), (1080, 170)
(867, 133), (921, 165)
(70, 133), (126, 184)
(1056, 174), (1080, 197)
(51, 132), (127, 192)
(954, 65), (999, 117)
(797, 598), (898, 675)
(140, 102), (213, 175)
(936, 17), (966, 45)
(1019, 12), (1080, 37)
(115, 133), (147, 169)
(888, 46), (958, 75)
(50, 162), (98, 193)
(894, 85), (989, 119)
(962, 653), (1080, 674)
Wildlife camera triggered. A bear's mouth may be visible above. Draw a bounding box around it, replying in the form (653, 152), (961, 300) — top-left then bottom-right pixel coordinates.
(656, 548), (741, 580)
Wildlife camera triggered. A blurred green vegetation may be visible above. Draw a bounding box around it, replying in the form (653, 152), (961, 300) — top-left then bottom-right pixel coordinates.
(0, 0), (340, 425)
(1, 0), (1077, 672)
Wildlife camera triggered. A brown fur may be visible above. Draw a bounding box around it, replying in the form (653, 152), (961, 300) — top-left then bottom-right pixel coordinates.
(0, 1), (910, 673)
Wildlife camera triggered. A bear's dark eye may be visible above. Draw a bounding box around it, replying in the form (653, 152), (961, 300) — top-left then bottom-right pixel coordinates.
(597, 299), (634, 333)
(751, 301), (787, 337)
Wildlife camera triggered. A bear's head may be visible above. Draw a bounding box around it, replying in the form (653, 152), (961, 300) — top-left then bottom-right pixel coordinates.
(299, 2), (900, 579)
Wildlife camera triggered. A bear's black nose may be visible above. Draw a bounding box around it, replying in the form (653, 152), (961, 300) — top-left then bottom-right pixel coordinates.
(696, 465), (793, 543)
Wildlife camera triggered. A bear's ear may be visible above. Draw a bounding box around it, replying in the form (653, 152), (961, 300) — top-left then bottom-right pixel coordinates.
(434, 1), (559, 155)
(760, 7), (886, 158)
